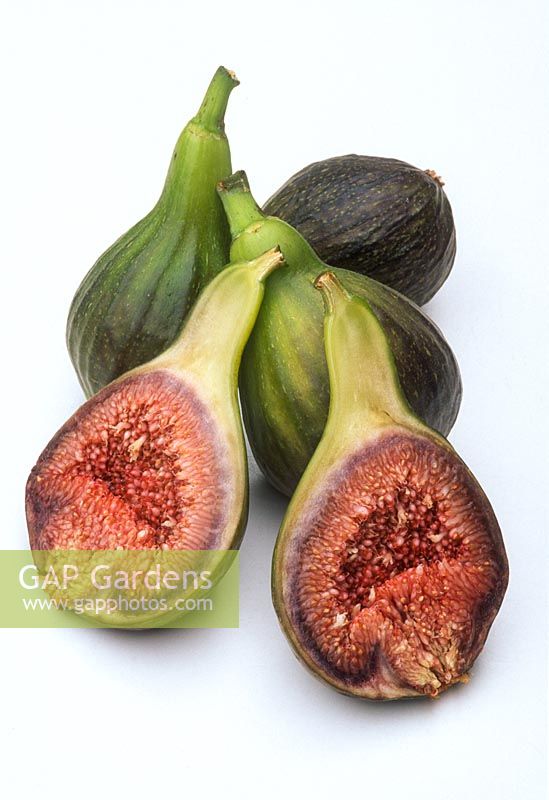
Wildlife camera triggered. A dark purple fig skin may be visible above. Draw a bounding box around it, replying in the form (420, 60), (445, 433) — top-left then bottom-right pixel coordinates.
(264, 155), (456, 306)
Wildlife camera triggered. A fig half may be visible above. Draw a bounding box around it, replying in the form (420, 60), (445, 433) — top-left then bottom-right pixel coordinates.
(272, 273), (508, 699)
(27, 248), (284, 559)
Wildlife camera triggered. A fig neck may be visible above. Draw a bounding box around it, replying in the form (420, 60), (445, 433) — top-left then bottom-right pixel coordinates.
(159, 68), (237, 213)
(315, 272), (425, 444)
(158, 248), (284, 392)
(192, 66), (239, 134)
(218, 171), (324, 271)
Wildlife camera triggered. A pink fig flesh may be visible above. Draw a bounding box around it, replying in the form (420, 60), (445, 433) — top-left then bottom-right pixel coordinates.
(26, 371), (232, 551)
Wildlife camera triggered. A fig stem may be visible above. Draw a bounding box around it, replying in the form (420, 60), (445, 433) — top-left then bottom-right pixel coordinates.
(314, 270), (352, 314)
(315, 272), (422, 436)
(248, 246), (285, 280)
(193, 66), (239, 133)
(217, 170), (267, 237)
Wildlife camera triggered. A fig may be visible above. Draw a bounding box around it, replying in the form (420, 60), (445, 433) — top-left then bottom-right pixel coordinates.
(272, 272), (508, 699)
(217, 171), (462, 497)
(264, 155), (456, 305)
(67, 66), (239, 397)
(27, 248), (284, 558)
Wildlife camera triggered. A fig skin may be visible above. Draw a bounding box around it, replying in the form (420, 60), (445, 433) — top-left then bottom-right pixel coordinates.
(217, 171), (462, 497)
(264, 155), (456, 306)
(27, 249), (284, 605)
(272, 273), (508, 700)
(67, 67), (239, 397)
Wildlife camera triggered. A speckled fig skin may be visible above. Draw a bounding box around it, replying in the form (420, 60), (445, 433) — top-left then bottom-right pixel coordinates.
(217, 171), (462, 497)
(272, 273), (508, 700)
(264, 155), (456, 306)
(27, 248), (285, 559)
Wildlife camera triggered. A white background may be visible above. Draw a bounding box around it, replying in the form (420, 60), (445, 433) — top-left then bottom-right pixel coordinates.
(1, 1), (547, 798)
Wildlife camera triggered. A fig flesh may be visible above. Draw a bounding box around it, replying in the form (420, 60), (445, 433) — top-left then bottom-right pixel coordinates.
(264, 155), (456, 305)
(272, 273), (508, 699)
(27, 248), (285, 557)
(67, 66), (239, 397)
(26, 372), (232, 551)
(217, 171), (462, 497)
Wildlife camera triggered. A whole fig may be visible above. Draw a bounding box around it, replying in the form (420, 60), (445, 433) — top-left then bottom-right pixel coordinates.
(217, 171), (462, 496)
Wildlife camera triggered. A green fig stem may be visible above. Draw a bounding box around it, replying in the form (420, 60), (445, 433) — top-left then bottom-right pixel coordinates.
(217, 170), (267, 237)
(248, 245), (285, 280)
(315, 269), (353, 313)
(158, 248), (285, 389)
(193, 66), (239, 133)
(314, 271), (422, 439)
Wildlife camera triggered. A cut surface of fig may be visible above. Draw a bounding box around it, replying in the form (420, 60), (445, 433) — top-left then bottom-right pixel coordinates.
(26, 371), (232, 551)
(284, 431), (507, 698)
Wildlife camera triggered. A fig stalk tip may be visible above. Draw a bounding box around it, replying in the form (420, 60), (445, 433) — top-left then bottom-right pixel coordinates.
(250, 246), (285, 280)
(217, 170), (250, 195)
(194, 66), (239, 132)
(314, 271), (350, 313)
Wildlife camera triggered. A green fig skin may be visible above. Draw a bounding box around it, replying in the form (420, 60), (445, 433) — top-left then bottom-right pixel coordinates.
(264, 155), (456, 306)
(217, 172), (462, 497)
(272, 273), (508, 700)
(67, 66), (239, 397)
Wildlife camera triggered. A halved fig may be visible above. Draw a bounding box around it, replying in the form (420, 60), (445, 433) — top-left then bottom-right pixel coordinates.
(272, 272), (508, 700)
(27, 248), (285, 560)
